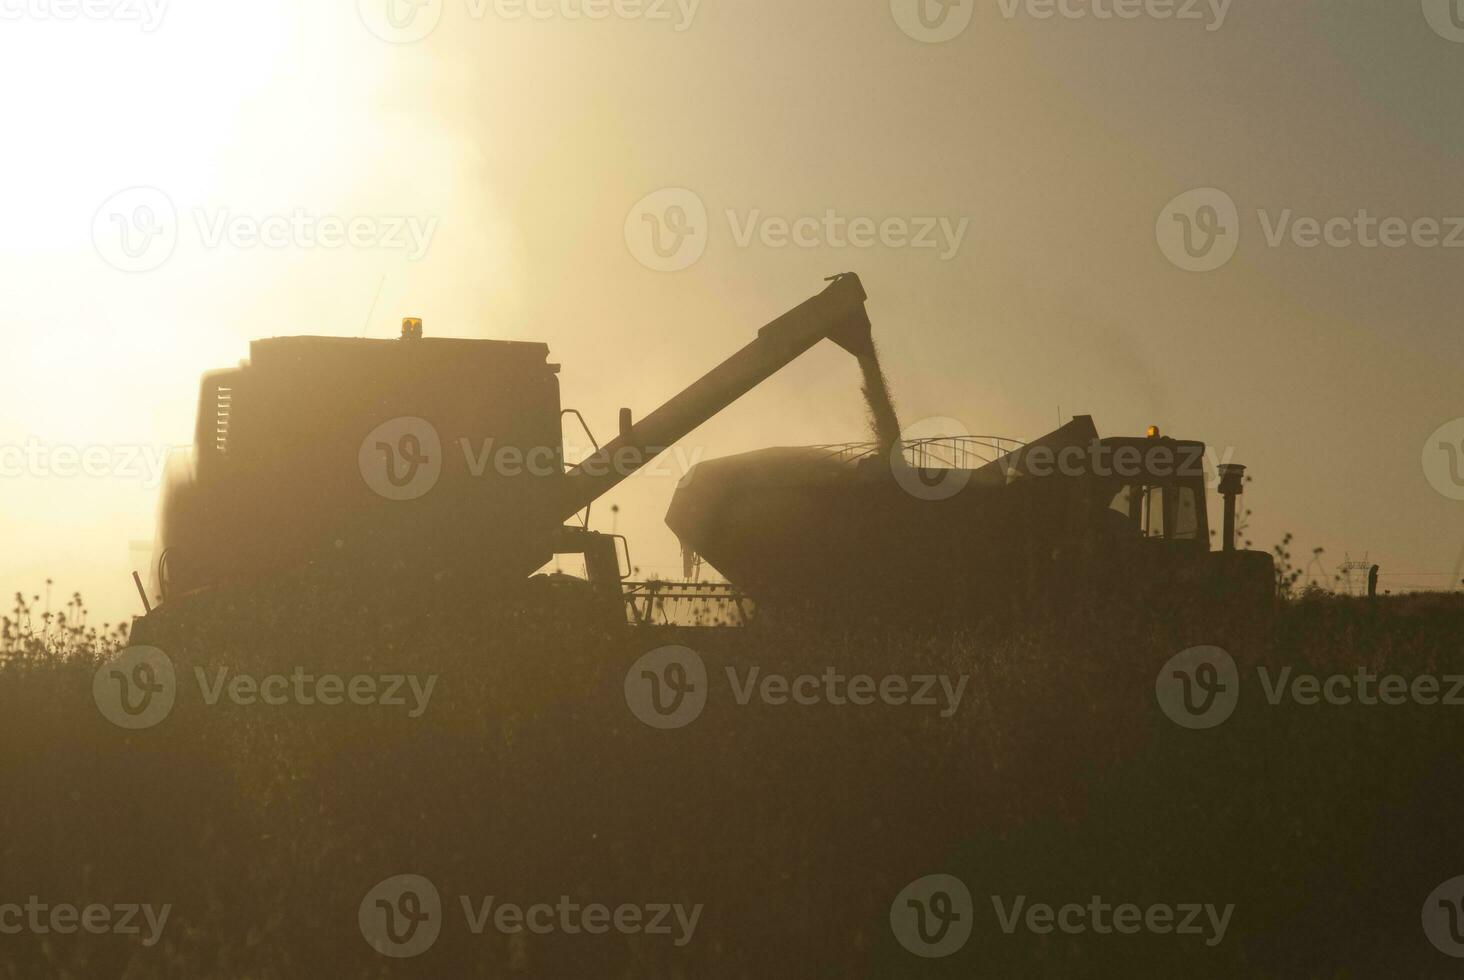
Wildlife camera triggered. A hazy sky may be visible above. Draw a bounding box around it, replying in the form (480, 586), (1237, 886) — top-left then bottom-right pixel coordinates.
(4, 0), (1463, 625)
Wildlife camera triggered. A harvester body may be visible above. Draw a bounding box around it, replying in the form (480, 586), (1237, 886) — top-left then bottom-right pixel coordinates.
(144, 275), (877, 612)
(153, 336), (566, 602)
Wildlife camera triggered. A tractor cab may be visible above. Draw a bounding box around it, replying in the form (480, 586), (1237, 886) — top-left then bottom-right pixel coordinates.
(1086, 430), (1211, 554)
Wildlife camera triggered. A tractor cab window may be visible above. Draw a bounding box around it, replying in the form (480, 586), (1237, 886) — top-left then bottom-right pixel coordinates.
(1098, 481), (1196, 541)
(1172, 484), (1200, 540)
(1106, 483), (1135, 521)
(1098, 481), (1152, 538)
(1139, 485), (1165, 538)
(1093, 444), (1209, 545)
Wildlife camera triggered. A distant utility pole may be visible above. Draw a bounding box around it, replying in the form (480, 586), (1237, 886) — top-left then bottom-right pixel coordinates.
(1338, 553), (1372, 597)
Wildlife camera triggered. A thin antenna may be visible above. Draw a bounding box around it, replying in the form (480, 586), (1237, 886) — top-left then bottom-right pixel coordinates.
(360, 274), (387, 337)
(132, 571), (152, 615)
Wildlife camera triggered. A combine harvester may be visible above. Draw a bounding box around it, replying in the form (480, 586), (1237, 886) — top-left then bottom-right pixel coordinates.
(133, 274), (878, 637)
(130, 273), (1272, 638)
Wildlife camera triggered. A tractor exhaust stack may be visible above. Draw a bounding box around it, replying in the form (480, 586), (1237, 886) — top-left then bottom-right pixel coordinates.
(1218, 463), (1246, 552)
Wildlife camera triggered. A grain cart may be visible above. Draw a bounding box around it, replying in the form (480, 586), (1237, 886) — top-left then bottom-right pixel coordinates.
(666, 417), (1275, 621)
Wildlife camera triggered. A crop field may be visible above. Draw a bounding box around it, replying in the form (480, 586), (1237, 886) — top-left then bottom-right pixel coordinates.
(4, 582), (1463, 978)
